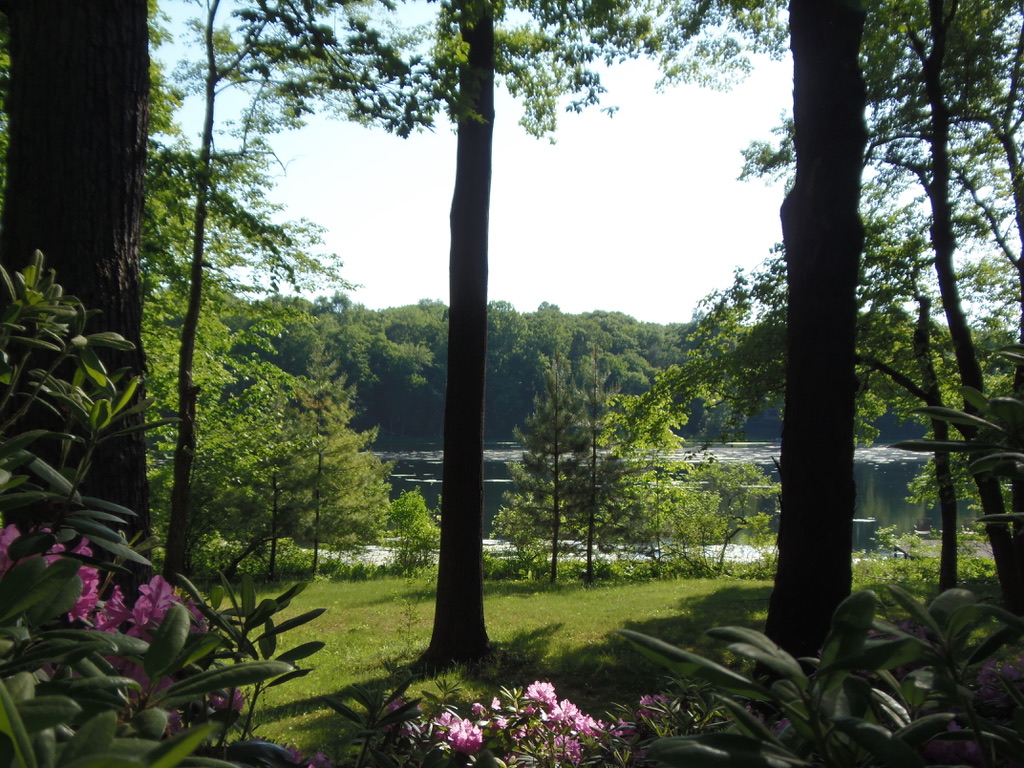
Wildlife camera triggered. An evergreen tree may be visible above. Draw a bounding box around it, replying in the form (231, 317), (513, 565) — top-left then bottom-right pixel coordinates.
(500, 355), (588, 583)
(577, 349), (629, 584)
(282, 358), (391, 575)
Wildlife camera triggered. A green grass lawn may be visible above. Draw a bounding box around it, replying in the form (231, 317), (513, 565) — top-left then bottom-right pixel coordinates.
(251, 577), (773, 757)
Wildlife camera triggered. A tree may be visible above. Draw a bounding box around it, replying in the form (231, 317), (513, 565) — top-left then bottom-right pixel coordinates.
(282, 371), (391, 575)
(763, 0), (868, 659)
(498, 355), (588, 583)
(422, 0), (677, 663)
(0, 0), (152, 585)
(162, 0), (420, 580)
(423, 0), (496, 665)
(388, 488), (441, 573)
(577, 349), (629, 584)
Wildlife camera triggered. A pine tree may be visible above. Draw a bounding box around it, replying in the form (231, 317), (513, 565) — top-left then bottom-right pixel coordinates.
(577, 349), (630, 584)
(502, 355), (588, 583)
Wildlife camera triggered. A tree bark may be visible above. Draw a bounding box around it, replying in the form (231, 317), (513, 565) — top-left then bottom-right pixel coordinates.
(0, 0), (151, 588)
(764, 0), (867, 659)
(422, 1), (494, 667)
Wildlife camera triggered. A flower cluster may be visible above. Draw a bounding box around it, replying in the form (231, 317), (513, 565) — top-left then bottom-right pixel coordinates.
(420, 681), (665, 767)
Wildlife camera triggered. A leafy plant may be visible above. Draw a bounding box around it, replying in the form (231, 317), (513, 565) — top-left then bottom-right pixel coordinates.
(619, 586), (1024, 768)
(0, 251), (172, 563)
(175, 573), (325, 744)
(0, 256), (321, 766)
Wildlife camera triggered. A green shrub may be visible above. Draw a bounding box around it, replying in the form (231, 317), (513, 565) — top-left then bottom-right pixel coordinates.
(621, 585), (1024, 768)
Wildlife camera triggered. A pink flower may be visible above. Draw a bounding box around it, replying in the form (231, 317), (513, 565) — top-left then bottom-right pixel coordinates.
(209, 688), (245, 713)
(0, 525), (20, 577)
(553, 734), (583, 764)
(636, 693), (669, 719)
(94, 585), (132, 632)
(306, 752), (334, 768)
(435, 712), (484, 755)
(448, 718), (484, 755)
(525, 681), (558, 708)
(612, 718), (636, 739)
(131, 575), (178, 637)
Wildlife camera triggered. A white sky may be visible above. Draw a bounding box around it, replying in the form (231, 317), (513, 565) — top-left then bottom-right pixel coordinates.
(163, 3), (794, 326)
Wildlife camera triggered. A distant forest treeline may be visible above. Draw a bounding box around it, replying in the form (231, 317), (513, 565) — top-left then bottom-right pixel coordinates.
(230, 294), (776, 442)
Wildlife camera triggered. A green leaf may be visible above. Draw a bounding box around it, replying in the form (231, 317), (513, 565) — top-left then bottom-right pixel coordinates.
(76, 496), (137, 517)
(986, 398), (1024, 430)
(275, 641), (325, 664)
(146, 724), (216, 768)
(851, 637), (923, 671)
(25, 565), (83, 626)
(263, 667), (311, 689)
(915, 404), (998, 430)
(240, 574), (256, 616)
(886, 585), (942, 640)
(175, 633), (224, 669)
(242, 598), (279, 634)
(271, 581), (307, 609)
(616, 630), (772, 700)
(0, 556), (81, 624)
(707, 626), (805, 682)
(25, 455), (76, 496)
(110, 377), (140, 416)
(0, 677), (37, 768)
(0, 430), (58, 456)
(893, 713), (956, 748)
(153, 660), (293, 708)
(7, 531), (56, 560)
(87, 535), (150, 565)
(255, 608), (325, 639)
(257, 619), (277, 660)
(927, 589), (978, 628)
(77, 345), (108, 387)
(961, 387), (990, 411)
(83, 331), (135, 351)
(88, 399), (113, 431)
(831, 717), (924, 768)
(646, 733), (807, 768)
(16, 695), (82, 734)
(144, 603), (192, 681)
(818, 591), (876, 688)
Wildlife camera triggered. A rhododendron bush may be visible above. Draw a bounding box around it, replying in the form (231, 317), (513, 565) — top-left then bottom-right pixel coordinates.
(0, 521), (331, 766)
(325, 676), (723, 767)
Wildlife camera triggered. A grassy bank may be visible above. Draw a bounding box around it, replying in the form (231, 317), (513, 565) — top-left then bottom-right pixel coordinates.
(252, 577), (773, 756)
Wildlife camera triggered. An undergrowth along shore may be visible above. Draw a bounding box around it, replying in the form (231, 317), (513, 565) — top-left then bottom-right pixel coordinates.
(248, 548), (1002, 760)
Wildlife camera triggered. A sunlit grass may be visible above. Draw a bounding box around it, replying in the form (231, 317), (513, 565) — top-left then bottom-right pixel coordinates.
(250, 576), (773, 756)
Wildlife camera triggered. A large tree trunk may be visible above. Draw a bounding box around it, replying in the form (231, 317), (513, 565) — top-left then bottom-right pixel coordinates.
(421, 2), (494, 667)
(0, 1), (151, 588)
(764, 0), (867, 660)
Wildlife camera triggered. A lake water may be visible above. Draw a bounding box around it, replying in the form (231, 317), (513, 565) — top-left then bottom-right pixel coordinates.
(377, 441), (964, 538)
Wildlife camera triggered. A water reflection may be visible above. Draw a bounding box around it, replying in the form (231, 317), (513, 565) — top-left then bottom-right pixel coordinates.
(379, 441), (965, 536)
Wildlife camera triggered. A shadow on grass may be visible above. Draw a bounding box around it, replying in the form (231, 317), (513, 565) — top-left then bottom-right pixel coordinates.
(304, 576), (629, 610)
(471, 582), (771, 718)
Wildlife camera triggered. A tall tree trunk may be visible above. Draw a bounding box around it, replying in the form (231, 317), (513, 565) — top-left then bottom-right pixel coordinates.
(764, 0), (867, 660)
(0, 0), (151, 589)
(421, 1), (493, 667)
(164, 2), (218, 582)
